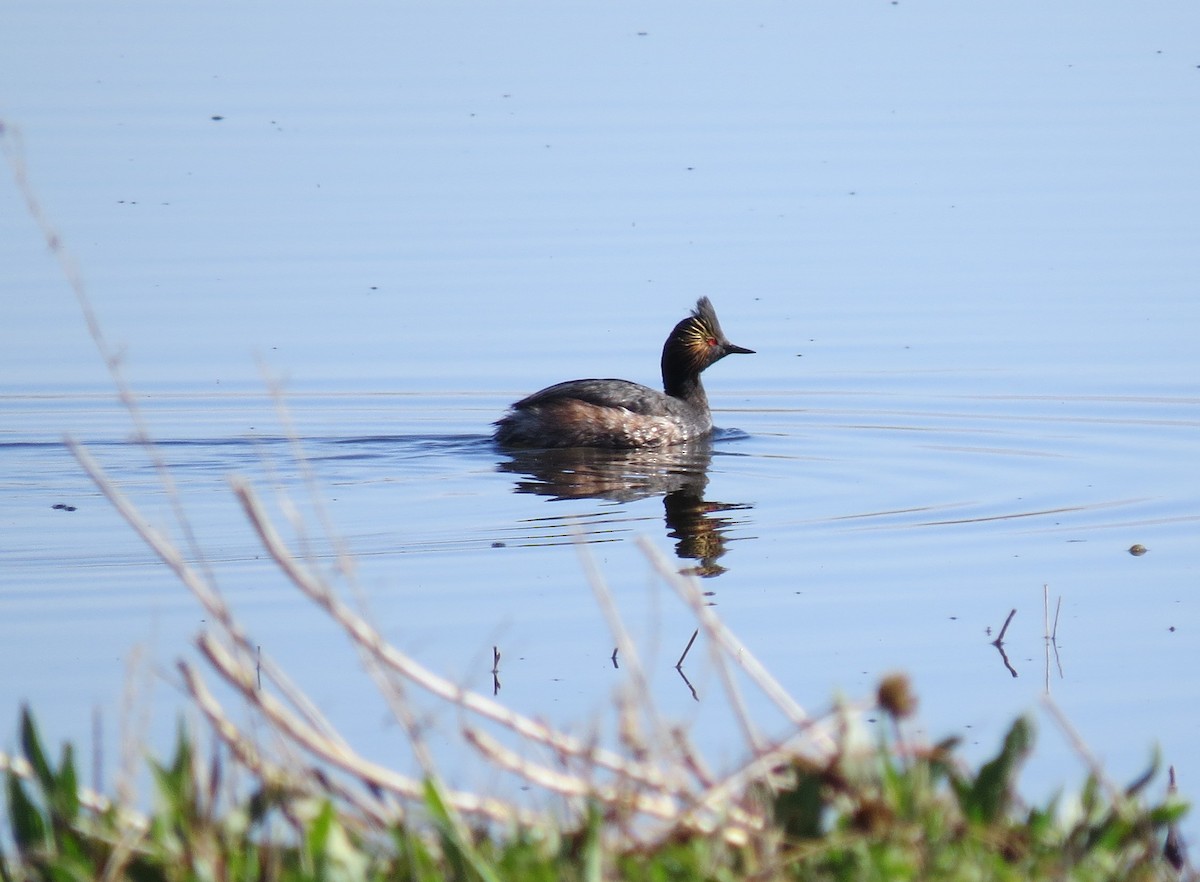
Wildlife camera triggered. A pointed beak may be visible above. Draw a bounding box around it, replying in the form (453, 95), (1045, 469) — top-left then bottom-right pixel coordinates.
(724, 342), (755, 355)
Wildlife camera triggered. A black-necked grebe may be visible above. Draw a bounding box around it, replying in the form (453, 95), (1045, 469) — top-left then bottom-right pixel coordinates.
(494, 297), (753, 449)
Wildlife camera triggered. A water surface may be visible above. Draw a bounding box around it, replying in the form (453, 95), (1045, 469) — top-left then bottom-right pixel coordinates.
(2, 0), (1199, 826)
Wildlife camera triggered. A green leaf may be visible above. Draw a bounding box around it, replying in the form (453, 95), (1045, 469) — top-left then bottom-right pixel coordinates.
(959, 716), (1033, 824)
(18, 707), (54, 792)
(306, 799), (334, 862)
(1149, 800), (1189, 825)
(302, 800), (370, 882)
(580, 801), (603, 882)
(52, 742), (80, 824)
(0, 836), (14, 882)
(6, 773), (48, 854)
(423, 778), (501, 882)
(774, 765), (825, 840)
(1123, 748), (1160, 798)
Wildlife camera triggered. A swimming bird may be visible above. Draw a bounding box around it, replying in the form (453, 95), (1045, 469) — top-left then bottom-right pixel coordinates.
(494, 297), (753, 448)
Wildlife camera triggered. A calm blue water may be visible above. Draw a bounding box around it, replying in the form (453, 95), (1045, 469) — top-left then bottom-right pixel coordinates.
(3, 1), (1199, 827)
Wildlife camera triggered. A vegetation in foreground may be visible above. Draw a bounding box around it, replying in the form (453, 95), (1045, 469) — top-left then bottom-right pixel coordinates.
(2, 690), (1189, 882)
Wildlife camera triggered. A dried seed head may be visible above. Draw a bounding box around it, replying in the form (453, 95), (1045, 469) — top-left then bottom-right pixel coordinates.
(877, 673), (917, 720)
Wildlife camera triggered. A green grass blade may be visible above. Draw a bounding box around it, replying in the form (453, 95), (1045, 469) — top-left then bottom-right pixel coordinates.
(6, 773), (48, 854)
(423, 778), (501, 882)
(18, 707), (54, 792)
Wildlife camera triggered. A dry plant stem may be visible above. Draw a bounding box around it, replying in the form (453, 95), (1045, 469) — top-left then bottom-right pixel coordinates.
(575, 536), (653, 716)
(571, 537), (648, 691)
(256, 380), (428, 770)
(1041, 695), (1123, 804)
(260, 369), (359, 586)
(195, 633), (541, 829)
(635, 538), (853, 832)
(179, 660), (397, 829)
(654, 557), (764, 753)
(671, 727), (716, 790)
(232, 478), (681, 796)
(99, 827), (150, 882)
(69, 440), (349, 753)
(68, 440), (240, 649)
(361, 655), (442, 789)
(574, 536), (681, 776)
(460, 729), (595, 808)
(463, 727), (763, 847)
(194, 633), (421, 797)
(637, 537), (828, 752)
(678, 712), (857, 836)
(682, 613), (756, 748)
(116, 644), (153, 819)
(462, 727), (689, 829)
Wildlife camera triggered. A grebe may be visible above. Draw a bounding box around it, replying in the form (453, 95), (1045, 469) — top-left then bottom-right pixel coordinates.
(494, 297), (753, 449)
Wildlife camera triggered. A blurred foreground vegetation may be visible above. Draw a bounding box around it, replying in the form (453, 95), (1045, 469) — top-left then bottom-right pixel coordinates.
(3, 698), (1189, 882)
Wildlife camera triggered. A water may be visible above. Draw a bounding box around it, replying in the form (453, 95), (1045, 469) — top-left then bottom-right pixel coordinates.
(3, 0), (1199, 828)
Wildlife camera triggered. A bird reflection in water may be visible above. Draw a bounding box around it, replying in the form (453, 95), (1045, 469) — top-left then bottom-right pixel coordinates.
(497, 440), (751, 577)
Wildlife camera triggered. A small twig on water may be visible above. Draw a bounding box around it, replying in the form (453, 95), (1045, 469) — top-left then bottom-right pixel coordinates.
(1042, 585), (1049, 641)
(991, 608), (1018, 678)
(1042, 588), (1064, 691)
(1042, 587), (1052, 693)
(676, 629), (699, 669)
(991, 608), (1016, 647)
(491, 646), (500, 674)
(995, 642), (1018, 678)
(675, 666), (699, 702)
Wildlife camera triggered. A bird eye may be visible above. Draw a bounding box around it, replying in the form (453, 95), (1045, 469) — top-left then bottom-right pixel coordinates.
(706, 336), (717, 347)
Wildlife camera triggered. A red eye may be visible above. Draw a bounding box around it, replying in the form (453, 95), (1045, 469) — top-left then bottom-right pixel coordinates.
(706, 337), (717, 347)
